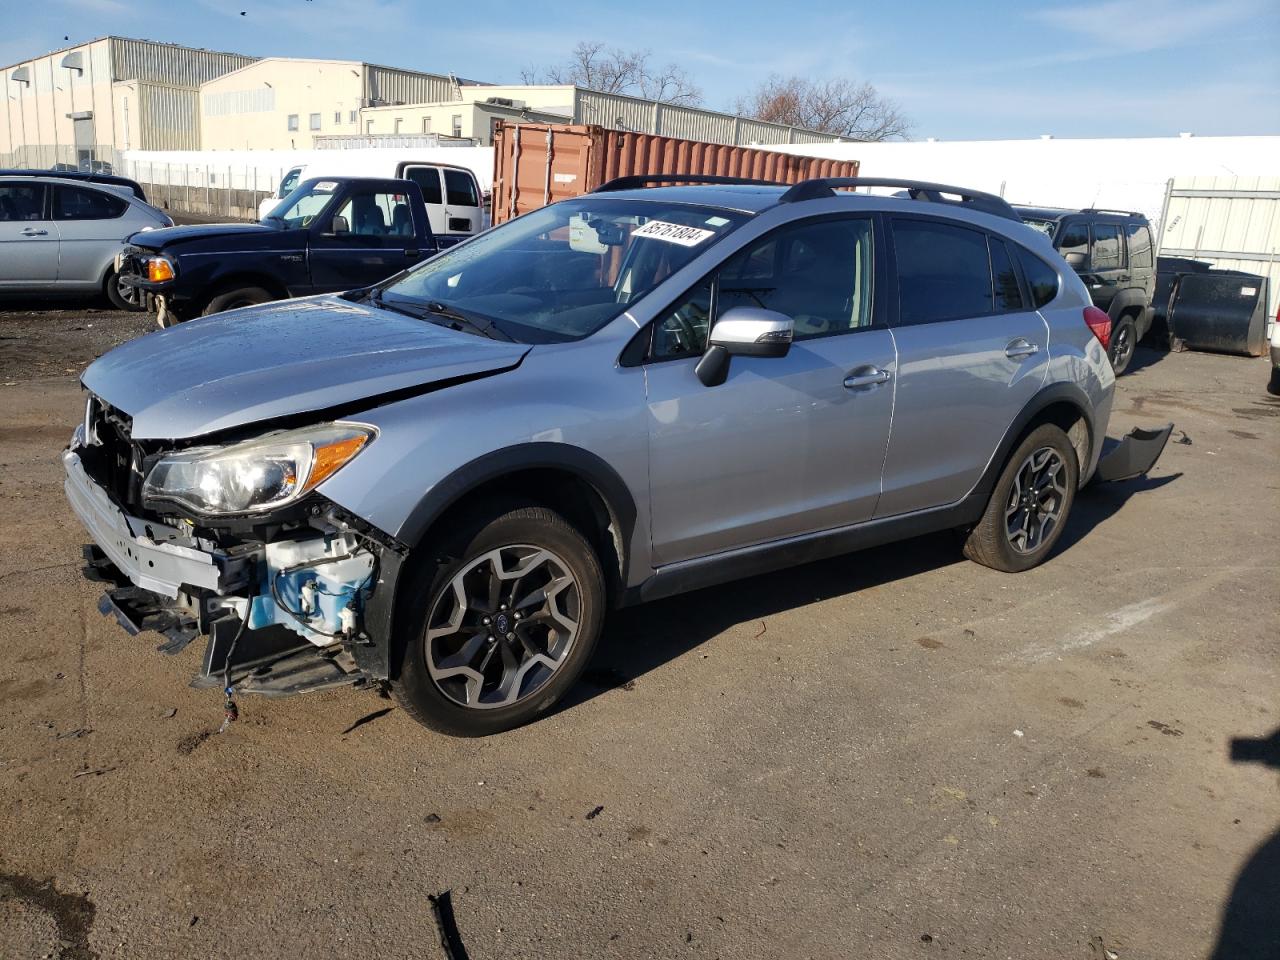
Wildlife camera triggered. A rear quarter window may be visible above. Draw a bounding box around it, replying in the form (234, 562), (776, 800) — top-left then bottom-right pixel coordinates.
(1016, 247), (1061, 308)
(1126, 223), (1153, 268)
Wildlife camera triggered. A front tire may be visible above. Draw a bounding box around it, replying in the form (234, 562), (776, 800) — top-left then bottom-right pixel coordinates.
(391, 503), (606, 736)
(963, 424), (1079, 573)
(202, 286), (273, 316)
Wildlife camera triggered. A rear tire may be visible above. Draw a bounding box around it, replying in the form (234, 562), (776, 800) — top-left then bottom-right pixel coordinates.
(963, 424), (1079, 573)
(202, 286), (273, 316)
(1108, 317), (1137, 374)
(390, 502), (606, 736)
(105, 269), (144, 312)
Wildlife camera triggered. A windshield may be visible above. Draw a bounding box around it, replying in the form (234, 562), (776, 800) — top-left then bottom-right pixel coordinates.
(265, 180), (340, 228)
(1021, 217), (1057, 238)
(380, 198), (749, 343)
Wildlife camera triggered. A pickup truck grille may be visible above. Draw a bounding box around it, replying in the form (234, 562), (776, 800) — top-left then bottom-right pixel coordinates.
(79, 395), (144, 510)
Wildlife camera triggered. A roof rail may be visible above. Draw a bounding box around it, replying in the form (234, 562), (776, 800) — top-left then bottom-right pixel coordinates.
(593, 174), (787, 193)
(779, 177), (1022, 222)
(1080, 207), (1142, 217)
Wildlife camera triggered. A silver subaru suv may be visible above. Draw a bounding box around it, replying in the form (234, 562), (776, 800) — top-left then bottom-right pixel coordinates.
(63, 176), (1168, 736)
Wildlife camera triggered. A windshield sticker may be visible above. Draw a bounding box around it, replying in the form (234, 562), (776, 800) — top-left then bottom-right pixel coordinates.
(705, 216), (731, 227)
(314, 181), (338, 192)
(633, 220), (716, 247)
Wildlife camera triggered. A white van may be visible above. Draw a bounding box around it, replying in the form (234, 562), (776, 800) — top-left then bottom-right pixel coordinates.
(259, 157), (486, 244)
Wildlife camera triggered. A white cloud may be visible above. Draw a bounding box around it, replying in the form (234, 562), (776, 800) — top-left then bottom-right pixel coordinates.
(1030, 0), (1268, 53)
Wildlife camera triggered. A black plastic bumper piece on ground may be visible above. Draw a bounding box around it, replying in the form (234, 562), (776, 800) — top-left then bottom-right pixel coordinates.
(1095, 422), (1175, 482)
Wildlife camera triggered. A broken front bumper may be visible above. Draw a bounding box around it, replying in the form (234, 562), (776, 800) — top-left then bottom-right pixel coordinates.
(63, 445), (400, 695)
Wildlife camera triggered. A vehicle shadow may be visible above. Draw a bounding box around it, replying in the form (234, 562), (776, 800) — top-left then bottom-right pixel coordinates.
(567, 471), (1181, 707)
(1208, 728), (1280, 960)
(0, 294), (112, 314)
(1122, 342), (1171, 377)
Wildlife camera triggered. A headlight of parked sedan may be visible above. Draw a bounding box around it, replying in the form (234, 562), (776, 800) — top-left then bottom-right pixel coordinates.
(142, 423), (374, 516)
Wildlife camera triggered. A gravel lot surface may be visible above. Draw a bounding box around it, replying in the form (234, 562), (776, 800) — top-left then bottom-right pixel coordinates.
(0, 305), (1277, 959)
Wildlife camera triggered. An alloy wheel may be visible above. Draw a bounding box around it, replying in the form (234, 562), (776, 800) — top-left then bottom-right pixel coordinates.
(425, 545), (581, 709)
(1111, 324), (1134, 371)
(1004, 446), (1068, 555)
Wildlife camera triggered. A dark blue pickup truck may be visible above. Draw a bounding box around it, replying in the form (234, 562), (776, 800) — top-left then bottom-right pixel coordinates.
(120, 176), (447, 325)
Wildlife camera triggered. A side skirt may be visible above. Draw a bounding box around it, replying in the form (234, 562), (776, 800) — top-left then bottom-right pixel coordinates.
(626, 493), (987, 606)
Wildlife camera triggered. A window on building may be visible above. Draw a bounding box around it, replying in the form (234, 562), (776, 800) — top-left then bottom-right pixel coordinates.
(287, 114), (299, 131)
(451, 114), (463, 138)
(349, 109), (358, 124)
(334, 111), (342, 125)
(421, 117), (432, 134)
(394, 118), (403, 134)
(309, 113), (322, 131)
(366, 120), (374, 134)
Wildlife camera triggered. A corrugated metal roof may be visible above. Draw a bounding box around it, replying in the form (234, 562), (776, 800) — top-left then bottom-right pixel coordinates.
(109, 37), (256, 86)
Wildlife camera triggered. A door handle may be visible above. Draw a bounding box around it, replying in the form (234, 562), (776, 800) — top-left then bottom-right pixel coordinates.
(20, 228), (48, 236)
(1005, 338), (1040, 360)
(843, 368), (892, 389)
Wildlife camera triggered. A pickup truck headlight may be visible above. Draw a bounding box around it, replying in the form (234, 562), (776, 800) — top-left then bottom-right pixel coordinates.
(142, 423), (374, 516)
(146, 255), (176, 283)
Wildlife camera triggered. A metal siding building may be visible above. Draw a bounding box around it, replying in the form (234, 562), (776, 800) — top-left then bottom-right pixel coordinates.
(572, 88), (848, 146)
(364, 65), (462, 106)
(1158, 176), (1280, 320)
(1, 36), (254, 168)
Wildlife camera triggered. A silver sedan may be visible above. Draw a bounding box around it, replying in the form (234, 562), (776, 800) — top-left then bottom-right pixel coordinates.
(0, 175), (172, 309)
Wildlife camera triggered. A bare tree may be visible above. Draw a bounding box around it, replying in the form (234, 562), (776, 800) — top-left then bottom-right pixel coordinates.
(736, 75), (910, 141)
(521, 41), (703, 106)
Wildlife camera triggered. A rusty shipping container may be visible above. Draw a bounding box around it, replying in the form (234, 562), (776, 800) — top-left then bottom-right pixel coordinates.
(490, 122), (859, 224)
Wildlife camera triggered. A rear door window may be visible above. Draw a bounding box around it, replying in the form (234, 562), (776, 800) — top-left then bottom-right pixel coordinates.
(1091, 224), (1122, 269)
(443, 169), (479, 207)
(1126, 223), (1153, 268)
(891, 219), (993, 324)
(53, 185), (126, 220)
(0, 182), (47, 221)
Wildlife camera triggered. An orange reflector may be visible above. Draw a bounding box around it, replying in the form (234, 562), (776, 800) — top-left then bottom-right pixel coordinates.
(306, 434), (369, 491)
(147, 258), (175, 283)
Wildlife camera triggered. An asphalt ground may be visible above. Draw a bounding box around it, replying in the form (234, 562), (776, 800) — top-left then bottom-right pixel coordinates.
(0, 303), (1277, 959)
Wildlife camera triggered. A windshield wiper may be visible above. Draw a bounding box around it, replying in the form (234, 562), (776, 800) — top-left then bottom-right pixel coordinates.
(366, 288), (433, 320)
(423, 301), (515, 342)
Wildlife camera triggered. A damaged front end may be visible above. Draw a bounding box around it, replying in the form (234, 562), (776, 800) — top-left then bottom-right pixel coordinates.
(65, 396), (404, 699)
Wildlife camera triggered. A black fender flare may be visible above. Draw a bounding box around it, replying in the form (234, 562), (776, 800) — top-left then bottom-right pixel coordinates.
(970, 381), (1097, 504)
(397, 441), (639, 576)
(1107, 289), (1148, 323)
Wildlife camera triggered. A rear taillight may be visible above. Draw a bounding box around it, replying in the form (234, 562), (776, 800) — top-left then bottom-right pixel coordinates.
(1084, 306), (1111, 350)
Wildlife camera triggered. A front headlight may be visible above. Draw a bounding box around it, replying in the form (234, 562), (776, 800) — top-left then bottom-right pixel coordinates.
(142, 423), (374, 516)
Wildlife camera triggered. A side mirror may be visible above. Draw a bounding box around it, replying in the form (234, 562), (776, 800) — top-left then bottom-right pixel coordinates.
(1063, 251), (1087, 269)
(695, 307), (794, 387)
(328, 214), (350, 236)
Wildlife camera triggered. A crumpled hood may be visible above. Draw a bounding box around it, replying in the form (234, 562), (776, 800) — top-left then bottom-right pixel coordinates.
(82, 296), (529, 440)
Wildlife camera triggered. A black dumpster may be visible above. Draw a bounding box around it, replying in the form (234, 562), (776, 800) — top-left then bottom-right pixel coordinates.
(1167, 272), (1269, 357)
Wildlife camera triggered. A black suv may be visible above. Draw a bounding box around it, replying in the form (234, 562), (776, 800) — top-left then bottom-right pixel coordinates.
(1014, 206), (1156, 374)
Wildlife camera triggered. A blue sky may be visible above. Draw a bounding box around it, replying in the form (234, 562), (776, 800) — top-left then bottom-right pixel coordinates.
(6, 0), (1279, 139)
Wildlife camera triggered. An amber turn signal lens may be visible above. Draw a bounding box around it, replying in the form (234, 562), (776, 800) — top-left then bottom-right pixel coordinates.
(305, 434), (369, 491)
(146, 258), (175, 283)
